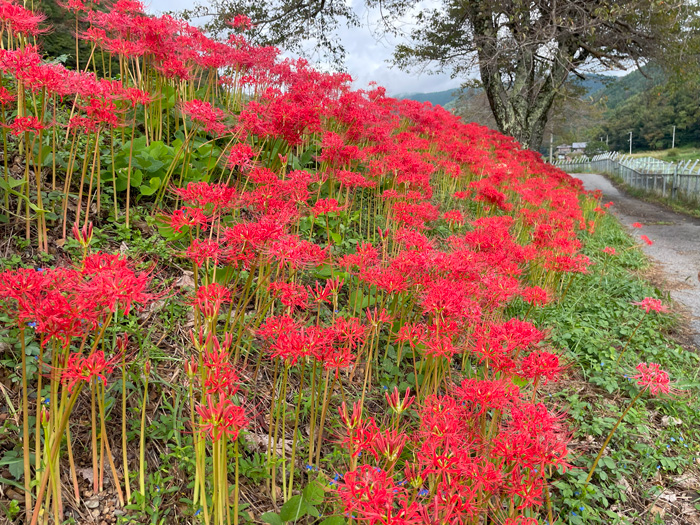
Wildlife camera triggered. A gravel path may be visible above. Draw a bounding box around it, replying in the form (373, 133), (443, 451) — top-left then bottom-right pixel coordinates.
(571, 173), (700, 347)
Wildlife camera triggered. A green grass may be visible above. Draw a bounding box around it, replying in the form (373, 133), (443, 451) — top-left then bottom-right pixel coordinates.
(631, 146), (700, 163)
(538, 212), (700, 524)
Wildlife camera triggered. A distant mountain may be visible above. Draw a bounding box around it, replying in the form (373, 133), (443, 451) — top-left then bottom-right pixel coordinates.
(399, 73), (612, 110)
(398, 89), (461, 107)
(593, 67), (666, 110)
(568, 73), (610, 98)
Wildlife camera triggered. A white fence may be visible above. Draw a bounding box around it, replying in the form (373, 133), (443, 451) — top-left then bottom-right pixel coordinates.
(555, 152), (700, 204)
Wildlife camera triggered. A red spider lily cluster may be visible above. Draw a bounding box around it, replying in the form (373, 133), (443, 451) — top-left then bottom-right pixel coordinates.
(632, 297), (668, 314)
(633, 362), (672, 396)
(0, 0), (667, 524)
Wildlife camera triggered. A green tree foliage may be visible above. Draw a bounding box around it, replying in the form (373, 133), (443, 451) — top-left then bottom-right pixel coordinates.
(587, 68), (700, 151)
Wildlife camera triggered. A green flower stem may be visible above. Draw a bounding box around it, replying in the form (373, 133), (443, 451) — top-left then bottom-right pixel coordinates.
(586, 389), (644, 484)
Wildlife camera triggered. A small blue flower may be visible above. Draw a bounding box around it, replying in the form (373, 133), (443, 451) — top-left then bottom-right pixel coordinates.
(418, 489), (429, 497)
(671, 437), (676, 442)
(36, 268), (44, 272)
(194, 509), (202, 516)
(579, 506), (584, 511)
(28, 322), (37, 328)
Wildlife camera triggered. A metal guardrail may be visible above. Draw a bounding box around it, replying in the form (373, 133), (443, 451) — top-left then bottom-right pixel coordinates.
(555, 152), (700, 204)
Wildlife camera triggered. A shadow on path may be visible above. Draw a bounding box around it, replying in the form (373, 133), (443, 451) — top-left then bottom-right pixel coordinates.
(571, 173), (700, 348)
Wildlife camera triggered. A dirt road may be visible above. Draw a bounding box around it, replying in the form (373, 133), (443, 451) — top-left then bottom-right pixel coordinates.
(572, 173), (700, 348)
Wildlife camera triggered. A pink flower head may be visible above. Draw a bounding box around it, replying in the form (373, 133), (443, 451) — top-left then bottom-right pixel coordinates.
(632, 222), (643, 228)
(632, 297), (668, 314)
(633, 362), (671, 396)
(602, 246), (616, 256)
(640, 235), (653, 246)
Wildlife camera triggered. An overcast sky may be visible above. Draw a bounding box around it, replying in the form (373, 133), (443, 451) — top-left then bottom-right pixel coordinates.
(144, 0), (464, 96)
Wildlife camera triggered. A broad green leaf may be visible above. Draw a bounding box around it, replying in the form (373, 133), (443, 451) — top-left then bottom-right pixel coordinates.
(279, 495), (306, 522)
(260, 512), (284, 525)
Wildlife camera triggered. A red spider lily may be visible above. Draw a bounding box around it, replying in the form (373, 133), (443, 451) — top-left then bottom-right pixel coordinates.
(519, 350), (562, 383)
(192, 283), (231, 319)
(338, 400), (363, 430)
(196, 396), (247, 441)
(311, 198), (344, 217)
(632, 222), (643, 228)
(640, 234), (654, 245)
(443, 209), (464, 224)
(8, 116), (46, 136)
(268, 281), (308, 310)
(385, 387), (414, 415)
(185, 239), (222, 267)
(174, 182), (239, 212)
(169, 207), (210, 234)
(339, 466), (416, 525)
(365, 307), (392, 327)
(181, 99), (227, 136)
(72, 221), (94, 247)
(331, 316), (367, 349)
(370, 428), (407, 463)
(227, 142), (256, 171)
(0, 0), (48, 37)
(62, 351), (120, 393)
(602, 246), (617, 255)
(80, 253), (153, 316)
(520, 286), (551, 306)
(632, 297), (668, 314)
(633, 362), (672, 396)
(230, 14), (253, 31)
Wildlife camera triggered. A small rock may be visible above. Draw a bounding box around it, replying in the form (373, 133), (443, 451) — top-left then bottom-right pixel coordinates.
(659, 491), (678, 503)
(5, 488), (23, 501)
(113, 509), (126, 516)
(91, 509), (100, 518)
(673, 474), (699, 490)
(619, 476), (632, 494)
(85, 497), (100, 509)
(662, 415), (683, 427)
(650, 505), (666, 518)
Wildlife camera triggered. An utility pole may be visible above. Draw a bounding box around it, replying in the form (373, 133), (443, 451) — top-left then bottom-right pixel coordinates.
(629, 131), (633, 155)
(672, 125), (676, 149)
(549, 133), (553, 163)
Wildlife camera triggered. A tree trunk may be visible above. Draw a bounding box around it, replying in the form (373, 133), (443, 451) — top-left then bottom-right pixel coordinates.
(471, 5), (582, 151)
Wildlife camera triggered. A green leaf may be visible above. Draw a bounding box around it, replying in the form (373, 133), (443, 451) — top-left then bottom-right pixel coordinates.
(0, 453), (24, 479)
(302, 481), (325, 505)
(0, 476), (27, 493)
(279, 495), (307, 522)
(260, 512), (285, 525)
(139, 176), (161, 196)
